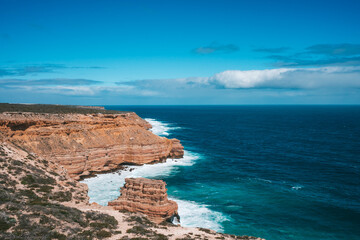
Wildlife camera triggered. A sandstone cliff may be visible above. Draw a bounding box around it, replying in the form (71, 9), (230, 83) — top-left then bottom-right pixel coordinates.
(0, 140), (264, 240)
(0, 105), (263, 239)
(0, 111), (184, 180)
(109, 178), (179, 224)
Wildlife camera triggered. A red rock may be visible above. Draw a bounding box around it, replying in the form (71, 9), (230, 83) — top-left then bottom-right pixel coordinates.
(170, 138), (184, 158)
(0, 112), (184, 180)
(108, 178), (179, 223)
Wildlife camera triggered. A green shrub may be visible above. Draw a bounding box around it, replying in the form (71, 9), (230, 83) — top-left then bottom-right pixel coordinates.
(90, 222), (110, 229)
(79, 230), (94, 237)
(198, 227), (212, 234)
(86, 211), (118, 229)
(0, 213), (16, 231)
(96, 230), (112, 239)
(126, 226), (150, 235)
(153, 233), (169, 240)
(50, 191), (72, 202)
(21, 174), (56, 186)
(38, 185), (54, 193)
(21, 175), (36, 185)
(49, 231), (67, 240)
(126, 215), (153, 226)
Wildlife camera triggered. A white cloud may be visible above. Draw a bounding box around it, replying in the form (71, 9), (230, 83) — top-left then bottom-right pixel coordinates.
(4, 66), (360, 101)
(16, 85), (159, 97)
(197, 66), (360, 89)
(209, 68), (294, 88)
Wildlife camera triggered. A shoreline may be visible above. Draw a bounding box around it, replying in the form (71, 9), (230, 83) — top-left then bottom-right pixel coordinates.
(82, 118), (230, 232)
(1, 140), (261, 240)
(0, 104), (262, 239)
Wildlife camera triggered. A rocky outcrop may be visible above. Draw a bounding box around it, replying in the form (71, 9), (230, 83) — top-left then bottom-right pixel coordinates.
(0, 112), (184, 180)
(108, 178), (179, 223)
(169, 138), (184, 158)
(0, 104), (264, 240)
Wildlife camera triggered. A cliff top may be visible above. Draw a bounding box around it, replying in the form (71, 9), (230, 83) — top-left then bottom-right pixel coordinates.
(0, 103), (128, 114)
(126, 177), (166, 185)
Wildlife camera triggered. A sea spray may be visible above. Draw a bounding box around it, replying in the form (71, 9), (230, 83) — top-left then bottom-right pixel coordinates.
(82, 150), (229, 231)
(82, 150), (197, 205)
(102, 105), (360, 240)
(81, 118), (229, 232)
(171, 198), (229, 232)
(145, 118), (181, 136)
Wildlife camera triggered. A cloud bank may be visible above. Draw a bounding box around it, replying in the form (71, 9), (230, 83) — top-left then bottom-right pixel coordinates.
(13, 85), (158, 96)
(0, 77), (158, 97)
(1, 65), (360, 104)
(0, 78), (102, 86)
(0, 64), (105, 77)
(121, 66), (360, 90)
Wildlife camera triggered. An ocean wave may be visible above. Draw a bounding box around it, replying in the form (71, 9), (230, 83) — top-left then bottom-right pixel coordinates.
(82, 150), (229, 231)
(145, 118), (181, 136)
(81, 150), (198, 206)
(82, 117), (227, 232)
(170, 198), (230, 232)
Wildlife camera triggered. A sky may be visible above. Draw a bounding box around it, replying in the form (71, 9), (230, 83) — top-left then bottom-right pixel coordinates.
(1, 0), (360, 105)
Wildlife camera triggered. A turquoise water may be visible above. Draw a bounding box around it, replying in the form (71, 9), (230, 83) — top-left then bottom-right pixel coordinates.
(83, 106), (360, 240)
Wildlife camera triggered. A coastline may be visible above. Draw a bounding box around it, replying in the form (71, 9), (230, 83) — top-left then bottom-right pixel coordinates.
(1, 139), (260, 240)
(82, 118), (229, 232)
(0, 104), (263, 239)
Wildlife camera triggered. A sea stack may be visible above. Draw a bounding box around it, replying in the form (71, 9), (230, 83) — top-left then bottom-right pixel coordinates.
(108, 178), (180, 224)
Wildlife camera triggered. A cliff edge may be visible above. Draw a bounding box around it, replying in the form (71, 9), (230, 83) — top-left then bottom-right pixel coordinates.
(0, 104), (263, 239)
(0, 111), (184, 180)
(0, 126), (263, 240)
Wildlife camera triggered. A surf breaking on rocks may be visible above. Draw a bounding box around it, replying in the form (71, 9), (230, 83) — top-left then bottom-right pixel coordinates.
(82, 118), (229, 232)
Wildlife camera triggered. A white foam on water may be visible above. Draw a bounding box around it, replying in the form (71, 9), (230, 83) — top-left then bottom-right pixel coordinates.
(171, 198), (230, 232)
(81, 150), (198, 206)
(291, 185), (303, 190)
(81, 118), (228, 232)
(145, 118), (181, 136)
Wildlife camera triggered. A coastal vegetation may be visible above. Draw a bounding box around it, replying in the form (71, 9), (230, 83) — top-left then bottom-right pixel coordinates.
(0, 104), (263, 240)
(0, 145), (119, 239)
(0, 103), (125, 114)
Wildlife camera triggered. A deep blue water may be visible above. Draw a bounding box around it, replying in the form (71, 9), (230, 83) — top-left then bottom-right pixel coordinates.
(106, 105), (360, 240)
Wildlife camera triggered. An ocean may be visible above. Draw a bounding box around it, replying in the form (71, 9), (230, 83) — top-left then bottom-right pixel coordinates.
(81, 105), (360, 240)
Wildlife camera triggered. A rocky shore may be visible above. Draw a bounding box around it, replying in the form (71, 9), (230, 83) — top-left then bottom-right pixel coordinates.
(0, 111), (184, 180)
(0, 104), (264, 240)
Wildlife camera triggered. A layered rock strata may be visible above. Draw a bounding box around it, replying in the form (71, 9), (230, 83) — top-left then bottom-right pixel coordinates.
(108, 177), (179, 223)
(0, 112), (184, 180)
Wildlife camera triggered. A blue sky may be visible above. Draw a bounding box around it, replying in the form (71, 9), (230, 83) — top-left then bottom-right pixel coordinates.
(1, 0), (360, 105)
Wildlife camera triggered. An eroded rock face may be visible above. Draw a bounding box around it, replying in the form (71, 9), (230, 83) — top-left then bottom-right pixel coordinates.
(0, 112), (184, 180)
(108, 178), (179, 223)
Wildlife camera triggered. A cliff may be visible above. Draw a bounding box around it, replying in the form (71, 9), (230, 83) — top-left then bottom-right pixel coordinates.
(0, 111), (184, 180)
(0, 141), (264, 240)
(0, 104), (263, 239)
(0, 141), (121, 239)
(109, 178), (180, 224)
